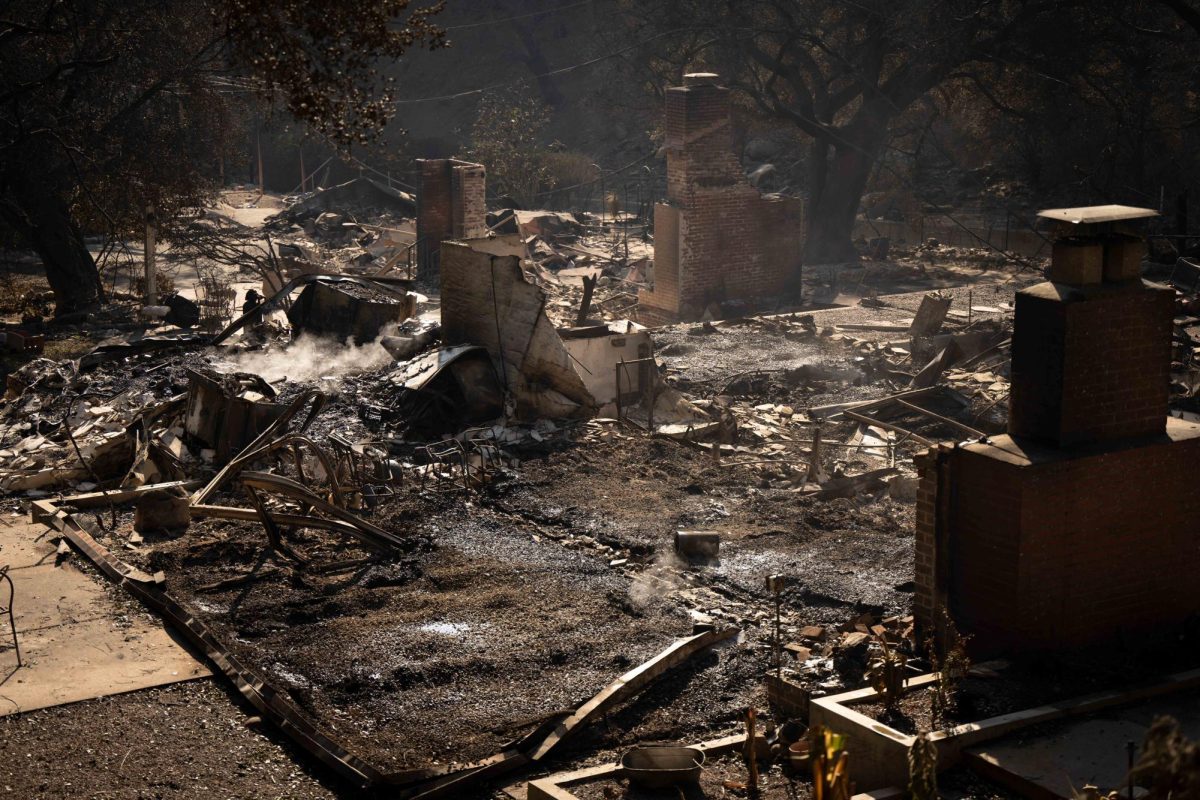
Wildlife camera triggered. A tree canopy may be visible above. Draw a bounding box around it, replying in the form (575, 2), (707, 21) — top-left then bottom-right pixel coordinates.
(0, 0), (445, 314)
(615, 0), (1200, 263)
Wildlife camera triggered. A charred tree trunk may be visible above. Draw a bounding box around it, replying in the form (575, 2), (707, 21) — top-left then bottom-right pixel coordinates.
(0, 170), (104, 316)
(512, 22), (566, 109)
(803, 126), (886, 264)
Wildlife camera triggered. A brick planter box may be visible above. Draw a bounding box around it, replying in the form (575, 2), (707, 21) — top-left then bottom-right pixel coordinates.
(764, 671), (810, 720)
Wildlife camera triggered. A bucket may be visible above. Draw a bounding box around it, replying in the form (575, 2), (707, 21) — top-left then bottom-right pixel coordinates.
(788, 739), (811, 770)
(621, 746), (705, 788)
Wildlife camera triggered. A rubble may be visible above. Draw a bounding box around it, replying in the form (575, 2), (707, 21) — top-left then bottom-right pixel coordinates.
(184, 368), (283, 462)
(132, 484), (190, 533)
(440, 240), (597, 419)
(7, 174), (1200, 800)
(285, 275), (416, 344)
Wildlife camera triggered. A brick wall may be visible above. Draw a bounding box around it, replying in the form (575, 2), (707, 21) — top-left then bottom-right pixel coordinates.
(912, 447), (944, 635)
(916, 250), (1193, 654)
(416, 160), (453, 260)
(1009, 282), (1173, 446)
(664, 76), (742, 203)
(639, 74), (804, 324)
(451, 163), (487, 239)
(928, 423), (1200, 652)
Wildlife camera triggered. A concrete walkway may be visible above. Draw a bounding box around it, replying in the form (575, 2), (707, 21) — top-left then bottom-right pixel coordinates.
(0, 516), (208, 715)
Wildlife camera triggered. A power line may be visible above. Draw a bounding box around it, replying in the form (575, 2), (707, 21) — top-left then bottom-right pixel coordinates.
(533, 150), (657, 197)
(393, 27), (700, 105)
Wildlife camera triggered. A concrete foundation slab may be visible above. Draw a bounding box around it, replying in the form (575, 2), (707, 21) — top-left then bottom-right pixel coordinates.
(0, 516), (57, 569)
(808, 669), (1200, 792)
(965, 690), (1200, 798)
(0, 520), (208, 715)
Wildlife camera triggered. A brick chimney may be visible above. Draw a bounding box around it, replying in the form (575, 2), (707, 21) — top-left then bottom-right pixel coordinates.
(664, 73), (743, 203)
(914, 204), (1200, 654)
(1008, 206), (1172, 446)
(639, 72), (805, 325)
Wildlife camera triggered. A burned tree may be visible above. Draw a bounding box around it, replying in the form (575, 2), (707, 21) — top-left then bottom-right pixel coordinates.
(617, 1), (1107, 263)
(0, 0), (445, 315)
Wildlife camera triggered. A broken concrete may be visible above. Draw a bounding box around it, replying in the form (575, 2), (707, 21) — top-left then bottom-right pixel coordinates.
(440, 240), (597, 420)
(559, 319), (653, 409)
(132, 484), (191, 533)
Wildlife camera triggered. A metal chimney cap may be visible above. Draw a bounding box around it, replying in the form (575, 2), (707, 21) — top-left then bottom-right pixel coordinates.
(1036, 205), (1159, 225)
(683, 72), (720, 87)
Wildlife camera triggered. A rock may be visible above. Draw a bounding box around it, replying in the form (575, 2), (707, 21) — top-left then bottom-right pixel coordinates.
(743, 137), (781, 162)
(887, 474), (919, 500)
(784, 643), (812, 661)
(799, 625), (825, 640)
(133, 486), (191, 533)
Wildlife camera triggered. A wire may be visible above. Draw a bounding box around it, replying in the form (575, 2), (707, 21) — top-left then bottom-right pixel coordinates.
(345, 154), (417, 192)
(488, 257), (510, 391)
(533, 150), (657, 198)
(393, 27), (701, 105)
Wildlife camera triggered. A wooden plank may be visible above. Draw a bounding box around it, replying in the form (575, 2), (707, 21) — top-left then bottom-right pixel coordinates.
(529, 627), (738, 761)
(843, 410), (934, 447)
(54, 480), (202, 509)
(403, 751), (529, 800)
(191, 504), (373, 538)
(808, 386), (941, 420)
(892, 399), (985, 439)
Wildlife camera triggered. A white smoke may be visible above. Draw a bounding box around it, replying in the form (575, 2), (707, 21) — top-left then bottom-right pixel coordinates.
(629, 549), (686, 609)
(215, 334), (395, 385)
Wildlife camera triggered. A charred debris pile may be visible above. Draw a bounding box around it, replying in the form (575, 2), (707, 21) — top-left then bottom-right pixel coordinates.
(4, 193), (1200, 798)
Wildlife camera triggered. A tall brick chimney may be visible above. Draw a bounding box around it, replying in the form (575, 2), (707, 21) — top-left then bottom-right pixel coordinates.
(415, 158), (487, 281)
(639, 73), (805, 325)
(664, 73), (742, 202)
(914, 205), (1200, 654)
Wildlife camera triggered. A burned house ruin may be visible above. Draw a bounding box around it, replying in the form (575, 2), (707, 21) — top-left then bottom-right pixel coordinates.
(639, 73), (805, 324)
(7, 3), (1200, 793)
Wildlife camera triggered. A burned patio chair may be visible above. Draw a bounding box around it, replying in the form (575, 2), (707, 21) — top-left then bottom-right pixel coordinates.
(0, 563), (20, 667)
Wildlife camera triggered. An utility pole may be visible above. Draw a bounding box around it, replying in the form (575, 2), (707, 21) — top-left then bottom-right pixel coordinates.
(144, 204), (157, 305)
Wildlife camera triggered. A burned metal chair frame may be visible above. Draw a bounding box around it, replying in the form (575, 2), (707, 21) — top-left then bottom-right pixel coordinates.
(240, 471), (408, 567)
(326, 434), (402, 506)
(191, 389), (327, 507)
(416, 427), (501, 493)
(190, 389), (405, 567)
